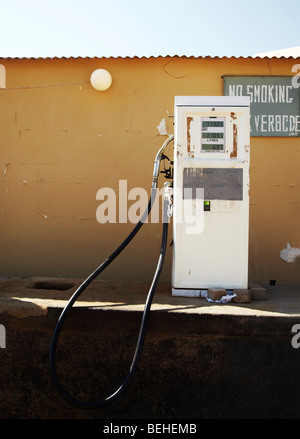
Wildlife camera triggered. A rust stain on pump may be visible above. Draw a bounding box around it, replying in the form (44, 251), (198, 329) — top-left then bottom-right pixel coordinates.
(186, 117), (194, 155)
(231, 123), (238, 158)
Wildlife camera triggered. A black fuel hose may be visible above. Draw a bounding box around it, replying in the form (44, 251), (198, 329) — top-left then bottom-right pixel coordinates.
(49, 136), (173, 408)
(49, 192), (169, 408)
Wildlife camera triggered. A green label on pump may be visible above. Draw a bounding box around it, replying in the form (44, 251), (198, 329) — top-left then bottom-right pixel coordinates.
(204, 201), (211, 211)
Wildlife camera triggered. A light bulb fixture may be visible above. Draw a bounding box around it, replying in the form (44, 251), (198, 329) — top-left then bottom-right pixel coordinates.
(90, 69), (112, 91)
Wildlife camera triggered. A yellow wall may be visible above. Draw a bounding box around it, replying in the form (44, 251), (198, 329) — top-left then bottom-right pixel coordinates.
(0, 56), (299, 285)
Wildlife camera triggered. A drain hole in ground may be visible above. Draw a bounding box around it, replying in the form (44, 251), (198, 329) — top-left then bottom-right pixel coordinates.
(28, 281), (75, 291)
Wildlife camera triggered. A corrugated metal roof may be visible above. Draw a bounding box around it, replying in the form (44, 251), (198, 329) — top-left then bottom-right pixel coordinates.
(1, 46), (300, 60)
(0, 54), (300, 60)
(253, 46), (300, 58)
(0, 46), (300, 60)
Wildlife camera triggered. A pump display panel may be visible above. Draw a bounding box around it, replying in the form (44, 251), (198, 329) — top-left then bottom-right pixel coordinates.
(201, 117), (225, 152)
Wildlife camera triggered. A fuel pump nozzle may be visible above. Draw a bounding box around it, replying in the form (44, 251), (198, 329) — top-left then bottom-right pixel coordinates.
(152, 135), (174, 188)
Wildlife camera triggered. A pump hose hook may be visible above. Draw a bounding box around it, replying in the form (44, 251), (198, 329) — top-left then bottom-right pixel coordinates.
(49, 136), (174, 408)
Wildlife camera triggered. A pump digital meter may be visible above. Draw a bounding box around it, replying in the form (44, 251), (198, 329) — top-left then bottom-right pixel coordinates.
(201, 117), (225, 152)
(172, 96), (250, 296)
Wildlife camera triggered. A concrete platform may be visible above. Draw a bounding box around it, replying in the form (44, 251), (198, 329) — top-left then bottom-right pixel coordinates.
(0, 276), (299, 318)
(1, 277), (300, 419)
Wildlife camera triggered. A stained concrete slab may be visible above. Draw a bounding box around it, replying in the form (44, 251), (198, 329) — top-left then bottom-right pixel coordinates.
(1, 277), (300, 419)
(0, 277), (299, 319)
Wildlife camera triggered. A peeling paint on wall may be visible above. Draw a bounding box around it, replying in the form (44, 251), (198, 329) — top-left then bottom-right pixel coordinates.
(3, 162), (10, 177)
(0, 65), (5, 88)
(157, 118), (168, 136)
(280, 242), (300, 263)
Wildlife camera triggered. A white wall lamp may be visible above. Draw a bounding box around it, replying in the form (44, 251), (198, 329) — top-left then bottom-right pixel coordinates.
(90, 69), (112, 91)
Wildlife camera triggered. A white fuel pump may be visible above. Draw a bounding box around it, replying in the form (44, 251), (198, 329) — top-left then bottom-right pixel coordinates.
(172, 96), (250, 296)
